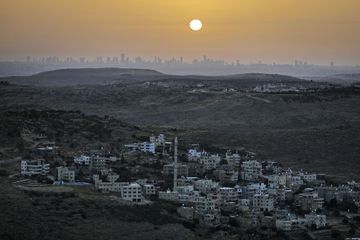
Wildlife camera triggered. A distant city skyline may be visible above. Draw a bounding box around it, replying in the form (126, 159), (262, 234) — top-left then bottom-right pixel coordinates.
(1, 54), (360, 78)
(1, 55), (356, 67)
(1, 0), (360, 65)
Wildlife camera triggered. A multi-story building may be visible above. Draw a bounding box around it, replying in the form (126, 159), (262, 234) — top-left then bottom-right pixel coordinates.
(252, 193), (274, 212)
(316, 185), (354, 203)
(299, 172), (317, 183)
(276, 218), (307, 231)
(225, 150), (241, 167)
(93, 173), (127, 192)
(265, 174), (287, 189)
(195, 197), (217, 215)
(124, 142), (156, 154)
(296, 191), (324, 212)
(200, 154), (221, 171)
(74, 155), (91, 165)
(217, 168), (239, 184)
(21, 160), (50, 176)
(242, 183), (267, 199)
(90, 155), (107, 170)
(305, 214), (327, 229)
(286, 175), (304, 187)
(93, 174), (143, 202)
(56, 166), (75, 182)
(158, 189), (180, 201)
(187, 149), (207, 161)
(139, 142), (156, 154)
(218, 187), (238, 203)
(121, 183), (143, 202)
(241, 160), (262, 181)
(238, 199), (251, 211)
(163, 163), (189, 177)
(142, 184), (156, 196)
(149, 134), (165, 147)
(195, 197), (221, 227)
(194, 180), (219, 194)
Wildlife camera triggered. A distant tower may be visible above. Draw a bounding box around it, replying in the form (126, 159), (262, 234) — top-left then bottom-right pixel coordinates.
(173, 136), (178, 192)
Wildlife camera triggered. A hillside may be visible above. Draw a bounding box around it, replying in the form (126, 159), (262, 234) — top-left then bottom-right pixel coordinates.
(0, 68), (166, 86)
(0, 68), (308, 87)
(0, 68), (360, 180)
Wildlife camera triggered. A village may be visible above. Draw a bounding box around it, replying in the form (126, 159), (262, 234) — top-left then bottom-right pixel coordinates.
(14, 132), (360, 239)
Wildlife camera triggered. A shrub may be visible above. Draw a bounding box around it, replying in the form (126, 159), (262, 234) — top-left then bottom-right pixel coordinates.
(0, 169), (9, 176)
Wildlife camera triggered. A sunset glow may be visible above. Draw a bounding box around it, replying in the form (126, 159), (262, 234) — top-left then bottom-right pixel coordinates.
(0, 0), (360, 64)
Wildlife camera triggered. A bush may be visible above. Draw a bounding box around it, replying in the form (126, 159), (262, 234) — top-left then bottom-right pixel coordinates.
(331, 229), (341, 239)
(0, 169), (9, 176)
(228, 217), (239, 227)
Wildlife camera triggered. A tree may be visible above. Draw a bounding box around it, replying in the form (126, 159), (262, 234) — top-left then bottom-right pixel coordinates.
(219, 159), (227, 165)
(331, 229), (341, 239)
(77, 169), (84, 180)
(16, 140), (25, 153)
(228, 217), (239, 227)
(120, 154), (126, 164)
(0, 169), (9, 176)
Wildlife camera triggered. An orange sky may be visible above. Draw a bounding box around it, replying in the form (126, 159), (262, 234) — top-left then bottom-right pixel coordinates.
(1, 0), (360, 64)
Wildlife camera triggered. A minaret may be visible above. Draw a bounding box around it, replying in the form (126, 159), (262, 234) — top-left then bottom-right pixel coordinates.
(173, 136), (178, 192)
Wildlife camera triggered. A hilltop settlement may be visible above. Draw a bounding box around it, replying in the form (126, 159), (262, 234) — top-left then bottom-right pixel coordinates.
(4, 126), (360, 240)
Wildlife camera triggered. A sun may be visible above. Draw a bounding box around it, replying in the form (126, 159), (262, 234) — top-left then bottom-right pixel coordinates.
(189, 19), (203, 31)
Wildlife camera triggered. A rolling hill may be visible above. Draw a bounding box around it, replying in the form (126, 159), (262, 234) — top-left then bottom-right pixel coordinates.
(1, 68), (359, 180)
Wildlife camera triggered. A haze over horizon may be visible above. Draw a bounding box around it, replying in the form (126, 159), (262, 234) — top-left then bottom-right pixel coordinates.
(1, 0), (360, 65)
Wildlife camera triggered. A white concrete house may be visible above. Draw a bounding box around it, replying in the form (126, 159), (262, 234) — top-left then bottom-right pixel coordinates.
(149, 134), (165, 147)
(195, 197), (217, 215)
(121, 183), (143, 202)
(74, 155), (91, 165)
(296, 191), (324, 212)
(241, 160), (262, 181)
(163, 163), (189, 176)
(225, 150), (241, 167)
(93, 173), (128, 192)
(124, 142), (155, 154)
(276, 218), (307, 231)
(305, 214), (327, 229)
(158, 189), (180, 201)
(142, 184), (156, 196)
(299, 172), (317, 183)
(286, 175), (304, 187)
(90, 156), (107, 170)
(21, 160), (50, 176)
(252, 193), (274, 212)
(200, 154), (221, 171)
(56, 166), (75, 182)
(218, 187), (238, 203)
(265, 174), (287, 189)
(187, 149), (207, 161)
(139, 142), (155, 154)
(194, 179), (219, 194)
(238, 199), (251, 211)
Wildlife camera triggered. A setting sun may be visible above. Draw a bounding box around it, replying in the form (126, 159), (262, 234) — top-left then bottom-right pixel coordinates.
(189, 19), (203, 31)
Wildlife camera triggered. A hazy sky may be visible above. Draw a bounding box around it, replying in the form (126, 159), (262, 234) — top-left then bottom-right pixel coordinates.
(1, 0), (360, 64)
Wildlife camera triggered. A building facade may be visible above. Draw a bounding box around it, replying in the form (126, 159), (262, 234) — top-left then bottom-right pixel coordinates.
(56, 166), (75, 182)
(21, 160), (50, 176)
